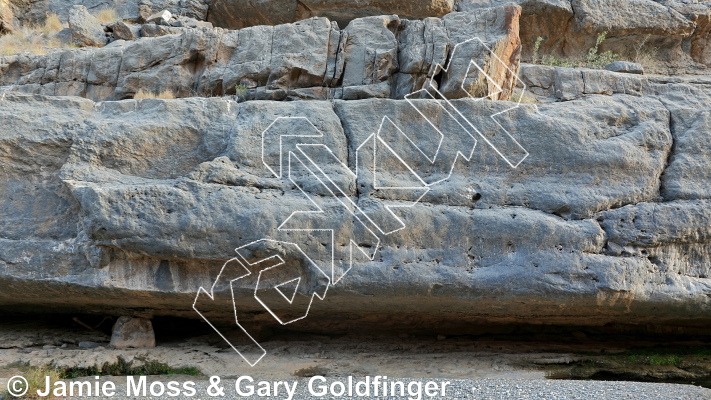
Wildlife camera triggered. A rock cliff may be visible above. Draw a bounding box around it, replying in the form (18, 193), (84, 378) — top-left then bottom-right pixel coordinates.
(0, 0), (710, 338)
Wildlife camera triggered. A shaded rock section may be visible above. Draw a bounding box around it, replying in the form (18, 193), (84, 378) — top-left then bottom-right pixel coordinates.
(110, 316), (156, 348)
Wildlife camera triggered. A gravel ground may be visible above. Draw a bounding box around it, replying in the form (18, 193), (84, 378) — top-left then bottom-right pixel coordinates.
(54, 377), (711, 400)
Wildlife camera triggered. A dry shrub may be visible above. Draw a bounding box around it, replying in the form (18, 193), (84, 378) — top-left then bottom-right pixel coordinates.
(95, 8), (119, 24)
(134, 89), (176, 99)
(632, 34), (660, 72)
(0, 13), (73, 56)
(1, 364), (63, 399)
(42, 12), (62, 35)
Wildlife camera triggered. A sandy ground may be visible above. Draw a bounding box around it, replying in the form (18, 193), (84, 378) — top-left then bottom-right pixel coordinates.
(1, 318), (710, 398)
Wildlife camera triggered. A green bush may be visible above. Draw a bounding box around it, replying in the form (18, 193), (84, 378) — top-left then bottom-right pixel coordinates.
(648, 355), (682, 367)
(235, 83), (248, 99)
(62, 357), (200, 378)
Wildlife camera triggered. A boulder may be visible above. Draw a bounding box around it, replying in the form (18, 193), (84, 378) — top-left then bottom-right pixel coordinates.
(54, 28), (73, 45)
(170, 16), (212, 29)
(78, 341), (102, 349)
(109, 316), (156, 348)
(146, 9), (171, 25)
(68, 5), (108, 47)
(111, 21), (141, 41)
(1, 1), (711, 335)
(0, 0), (13, 33)
(139, 23), (183, 37)
(604, 61), (644, 74)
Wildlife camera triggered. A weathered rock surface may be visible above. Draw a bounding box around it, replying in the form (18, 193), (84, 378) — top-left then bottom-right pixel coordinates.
(457, 0), (711, 73)
(604, 61), (644, 74)
(6, 0), (709, 75)
(0, 86), (708, 328)
(68, 5), (108, 47)
(0, 6), (522, 102)
(111, 21), (140, 40)
(0, 0), (13, 33)
(519, 62), (711, 101)
(6, 0), (209, 26)
(1, 1), (711, 335)
(109, 316), (156, 348)
(659, 0), (711, 67)
(207, 0), (455, 30)
(648, 80), (711, 201)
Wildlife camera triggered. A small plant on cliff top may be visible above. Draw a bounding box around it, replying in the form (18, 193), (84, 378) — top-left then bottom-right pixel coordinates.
(532, 36), (543, 64)
(235, 83), (248, 99)
(584, 31), (619, 69)
(95, 8), (119, 24)
(533, 32), (619, 69)
(42, 13), (62, 36)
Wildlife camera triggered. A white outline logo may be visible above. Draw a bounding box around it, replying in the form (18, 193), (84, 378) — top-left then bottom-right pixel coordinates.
(194, 36), (530, 366)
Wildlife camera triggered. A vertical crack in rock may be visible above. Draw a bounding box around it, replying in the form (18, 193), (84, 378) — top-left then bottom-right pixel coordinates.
(657, 100), (676, 202)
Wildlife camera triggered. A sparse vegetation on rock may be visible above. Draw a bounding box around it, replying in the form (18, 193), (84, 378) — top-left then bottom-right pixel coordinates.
(532, 32), (620, 69)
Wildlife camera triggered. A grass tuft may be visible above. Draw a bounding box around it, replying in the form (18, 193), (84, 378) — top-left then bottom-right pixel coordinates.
(1, 363), (62, 399)
(235, 83), (248, 99)
(42, 13), (62, 35)
(95, 8), (119, 24)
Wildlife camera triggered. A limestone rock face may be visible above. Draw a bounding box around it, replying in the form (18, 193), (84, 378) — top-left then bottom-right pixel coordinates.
(604, 61), (644, 74)
(6, 0), (209, 26)
(68, 5), (108, 47)
(457, 0), (711, 73)
(0, 6), (522, 102)
(0, 80), (709, 327)
(572, 0), (695, 37)
(1, 0), (711, 334)
(659, 0), (711, 67)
